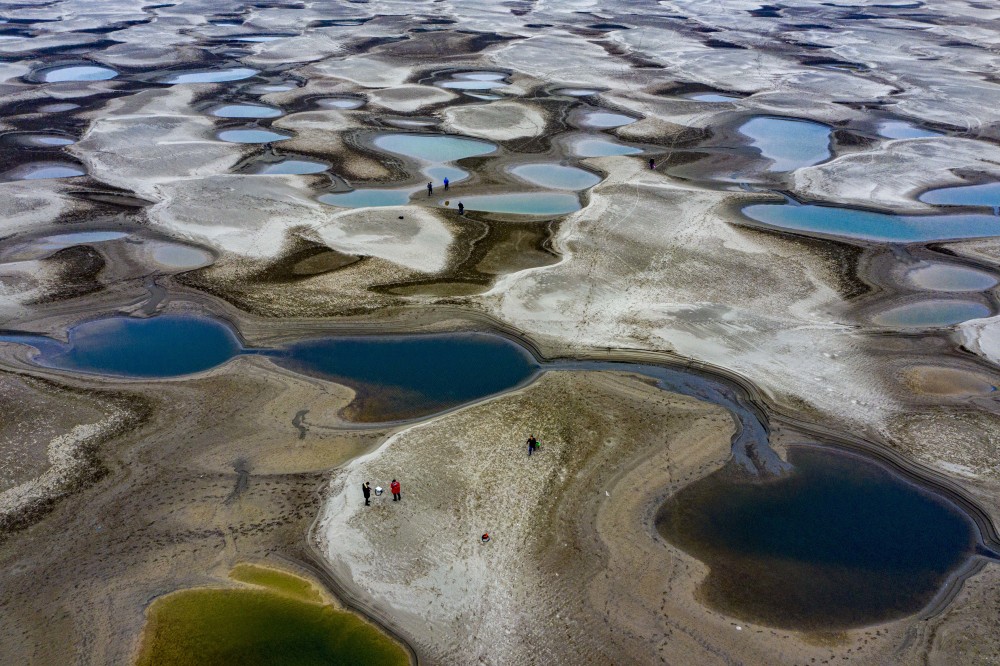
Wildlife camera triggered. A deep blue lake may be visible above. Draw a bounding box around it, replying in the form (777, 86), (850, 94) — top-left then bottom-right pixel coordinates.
(657, 446), (976, 630)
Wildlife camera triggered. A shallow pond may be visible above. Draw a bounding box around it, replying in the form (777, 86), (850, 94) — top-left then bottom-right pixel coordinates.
(372, 133), (496, 163)
(36, 64), (118, 82)
(576, 110), (638, 129)
(742, 202), (1000, 242)
(738, 117), (832, 171)
(2, 161), (85, 180)
(0, 316), (540, 422)
(149, 243), (214, 270)
(0, 315), (242, 379)
(878, 120), (941, 140)
(136, 564), (408, 666)
(437, 71), (508, 90)
(318, 188), (412, 208)
(509, 163), (601, 190)
(217, 128), (291, 143)
(316, 97), (365, 110)
(160, 67), (259, 84)
(686, 92), (740, 102)
(13, 134), (75, 147)
(447, 192), (581, 215)
(210, 103), (283, 118)
(904, 262), (998, 292)
(255, 159), (329, 175)
(920, 182), (1000, 210)
(37, 102), (80, 112)
(657, 445), (976, 630)
(554, 87), (602, 96)
(872, 299), (990, 328)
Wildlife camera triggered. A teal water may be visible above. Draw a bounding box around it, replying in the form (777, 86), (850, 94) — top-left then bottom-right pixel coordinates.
(319, 189), (412, 208)
(509, 163), (601, 190)
(0, 316), (539, 422)
(920, 182), (1000, 209)
(872, 300), (990, 328)
(742, 202), (1000, 242)
(905, 262), (998, 292)
(738, 117), (832, 171)
(256, 159), (329, 175)
(372, 133), (496, 163)
(38, 65), (118, 82)
(0, 316), (241, 378)
(161, 67), (259, 84)
(657, 446), (976, 630)
(447, 192), (580, 215)
(217, 128), (291, 143)
(568, 136), (642, 157)
(211, 104), (283, 118)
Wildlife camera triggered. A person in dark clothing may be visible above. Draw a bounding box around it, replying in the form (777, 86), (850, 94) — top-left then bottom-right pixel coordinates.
(427, 181), (433, 196)
(443, 177), (450, 191)
(391, 478), (401, 501)
(527, 435), (538, 456)
(458, 201), (464, 215)
(649, 157), (655, 169)
(362, 481), (371, 506)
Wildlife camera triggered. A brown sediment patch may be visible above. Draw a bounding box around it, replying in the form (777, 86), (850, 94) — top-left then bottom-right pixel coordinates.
(27, 244), (106, 305)
(900, 365), (996, 398)
(474, 225), (560, 275)
(290, 248), (362, 276)
(0, 355), (392, 665)
(382, 279), (491, 297)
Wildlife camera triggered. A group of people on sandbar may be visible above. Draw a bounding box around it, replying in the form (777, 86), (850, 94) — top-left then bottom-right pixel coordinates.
(426, 178), (464, 215)
(361, 478), (401, 506)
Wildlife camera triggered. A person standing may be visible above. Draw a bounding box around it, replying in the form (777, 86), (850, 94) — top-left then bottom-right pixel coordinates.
(443, 177), (450, 191)
(458, 201), (464, 215)
(527, 434), (538, 456)
(390, 478), (401, 502)
(649, 157), (656, 170)
(362, 481), (371, 506)
(427, 181), (433, 196)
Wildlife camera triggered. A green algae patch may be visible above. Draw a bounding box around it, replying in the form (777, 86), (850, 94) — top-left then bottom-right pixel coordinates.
(135, 565), (409, 666)
(228, 563), (324, 604)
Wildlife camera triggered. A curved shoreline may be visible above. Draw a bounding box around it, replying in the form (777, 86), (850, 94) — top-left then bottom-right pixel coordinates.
(1, 302), (997, 648)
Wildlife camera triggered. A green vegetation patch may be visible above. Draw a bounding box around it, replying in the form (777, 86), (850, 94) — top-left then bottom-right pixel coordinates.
(136, 565), (409, 666)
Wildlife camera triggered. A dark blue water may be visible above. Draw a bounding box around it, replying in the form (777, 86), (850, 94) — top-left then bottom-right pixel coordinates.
(657, 446), (976, 630)
(271, 334), (539, 421)
(0, 315), (539, 422)
(742, 202), (1000, 242)
(0, 315), (983, 626)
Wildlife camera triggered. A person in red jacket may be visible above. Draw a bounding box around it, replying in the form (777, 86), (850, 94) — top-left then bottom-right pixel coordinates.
(391, 479), (401, 502)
